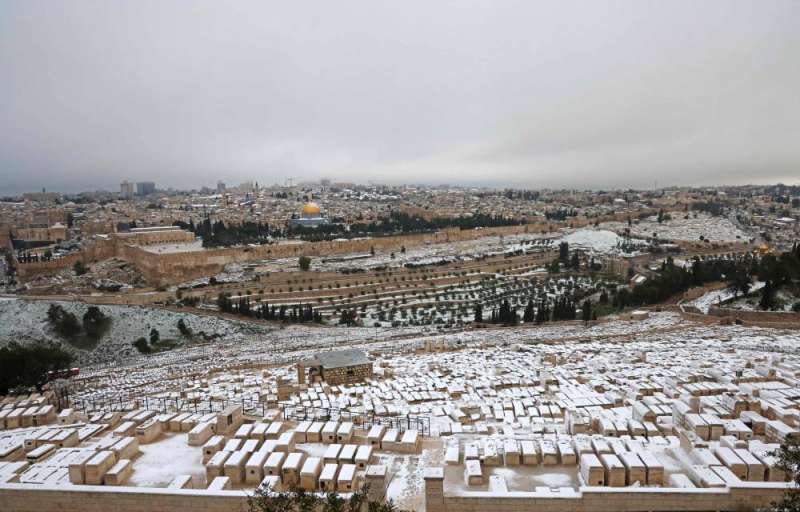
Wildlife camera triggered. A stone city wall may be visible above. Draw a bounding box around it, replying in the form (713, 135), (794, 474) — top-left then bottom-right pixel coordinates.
(16, 238), (117, 279)
(15, 209), (660, 286)
(113, 229), (196, 246)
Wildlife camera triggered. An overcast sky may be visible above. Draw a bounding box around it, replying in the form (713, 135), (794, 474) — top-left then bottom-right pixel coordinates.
(1, 1), (799, 194)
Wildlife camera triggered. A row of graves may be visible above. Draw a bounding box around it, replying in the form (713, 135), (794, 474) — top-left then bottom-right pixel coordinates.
(201, 417), (420, 492)
(3, 318), (800, 507)
(0, 390), (422, 496)
(271, 335), (800, 494)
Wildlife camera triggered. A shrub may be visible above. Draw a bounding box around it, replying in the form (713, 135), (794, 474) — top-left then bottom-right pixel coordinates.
(177, 318), (192, 337)
(46, 304), (82, 339)
(82, 306), (111, 340)
(133, 337), (150, 354)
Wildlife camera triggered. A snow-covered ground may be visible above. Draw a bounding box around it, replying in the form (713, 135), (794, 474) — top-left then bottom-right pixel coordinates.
(0, 300), (266, 365)
(561, 229), (621, 255)
(690, 281), (766, 314)
(178, 233), (556, 285)
(603, 213), (750, 243)
(4, 309), (800, 509)
(127, 433), (205, 487)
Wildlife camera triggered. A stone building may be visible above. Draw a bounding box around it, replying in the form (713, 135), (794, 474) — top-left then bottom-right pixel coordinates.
(297, 349), (373, 385)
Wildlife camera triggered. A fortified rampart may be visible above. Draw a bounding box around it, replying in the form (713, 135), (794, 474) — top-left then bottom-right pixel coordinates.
(15, 209), (671, 286)
(15, 238), (117, 279)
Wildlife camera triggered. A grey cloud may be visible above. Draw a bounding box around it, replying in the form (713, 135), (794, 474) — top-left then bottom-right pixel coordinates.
(0, 0), (798, 193)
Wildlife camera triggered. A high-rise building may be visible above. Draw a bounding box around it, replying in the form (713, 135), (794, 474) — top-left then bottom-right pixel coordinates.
(136, 181), (156, 196)
(120, 181), (135, 199)
(216, 181), (226, 193)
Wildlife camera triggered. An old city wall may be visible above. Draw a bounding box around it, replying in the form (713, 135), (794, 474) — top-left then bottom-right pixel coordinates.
(132, 212), (650, 286)
(120, 225), (545, 286)
(14, 208), (659, 285)
(0, 483), (248, 512)
(16, 239), (116, 280)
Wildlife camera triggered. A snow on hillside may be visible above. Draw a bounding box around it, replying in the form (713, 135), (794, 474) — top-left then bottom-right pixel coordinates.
(0, 300), (267, 365)
(561, 229), (620, 254)
(690, 281), (766, 314)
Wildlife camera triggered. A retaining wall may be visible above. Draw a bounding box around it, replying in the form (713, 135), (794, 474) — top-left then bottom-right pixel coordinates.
(0, 483), (249, 512)
(425, 475), (790, 512)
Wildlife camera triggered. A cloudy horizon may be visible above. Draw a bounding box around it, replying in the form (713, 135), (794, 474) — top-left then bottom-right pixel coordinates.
(1, 0), (799, 194)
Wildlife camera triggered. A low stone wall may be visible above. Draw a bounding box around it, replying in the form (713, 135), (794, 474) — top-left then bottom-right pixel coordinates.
(709, 305), (799, 322)
(425, 475), (790, 512)
(679, 309), (726, 325)
(0, 483), (249, 512)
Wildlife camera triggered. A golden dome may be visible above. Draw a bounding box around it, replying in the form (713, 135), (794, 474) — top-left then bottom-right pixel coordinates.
(301, 202), (321, 216)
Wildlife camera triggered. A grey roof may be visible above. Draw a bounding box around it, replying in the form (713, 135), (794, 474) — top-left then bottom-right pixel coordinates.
(315, 349), (370, 369)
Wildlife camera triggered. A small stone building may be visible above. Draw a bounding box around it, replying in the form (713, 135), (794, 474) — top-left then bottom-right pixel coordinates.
(298, 349), (373, 385)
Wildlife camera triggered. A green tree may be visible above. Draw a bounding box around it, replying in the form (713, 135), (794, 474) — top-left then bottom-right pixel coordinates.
(0, 342), (73, 394)
(728, 267), (752, 298)
(149, 328), (160, 344)
(581, 299), (592, 322)
(760, 280), (776, 310)
(298, 256), (311, 271)
(523, 299), (534, 322)
(473, 303), (483, 323)
(558, 242), (569, 262)
(570, 252), (580, 270)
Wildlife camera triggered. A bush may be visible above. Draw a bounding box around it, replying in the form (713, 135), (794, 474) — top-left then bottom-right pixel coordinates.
(248, 483), (408, 512)
(82, 306), (111, 340)
(46, 304), (82, 339)
(133, 337), (150, 353)
(177, 318), (192, 337)
(73, 261), (87, 276)
(298, 255), (311, 271)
